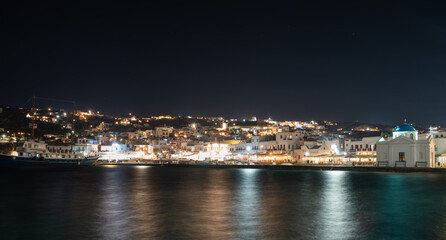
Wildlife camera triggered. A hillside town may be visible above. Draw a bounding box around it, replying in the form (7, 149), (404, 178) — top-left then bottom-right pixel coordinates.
(1, 105), (445, 168)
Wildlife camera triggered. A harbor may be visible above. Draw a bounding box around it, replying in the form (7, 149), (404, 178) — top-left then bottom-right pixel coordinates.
(93, 160), (446, 173)
(2, 1), (446, 238)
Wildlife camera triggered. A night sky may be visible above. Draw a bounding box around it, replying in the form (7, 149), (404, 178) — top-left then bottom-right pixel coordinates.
(2, 1), (446, 126)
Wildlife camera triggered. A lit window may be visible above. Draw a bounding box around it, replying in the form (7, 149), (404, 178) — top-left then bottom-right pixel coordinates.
(399, 152), (405, 161)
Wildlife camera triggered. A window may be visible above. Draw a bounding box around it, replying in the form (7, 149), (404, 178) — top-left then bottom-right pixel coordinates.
(410, 133), (414, 140)
(399, 152), (405, 161)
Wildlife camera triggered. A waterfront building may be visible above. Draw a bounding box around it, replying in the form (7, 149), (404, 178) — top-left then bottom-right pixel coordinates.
(376, 124), (435, 167)
(180, 143), (229, 161)
(429, 130), (446, 165)
(205, 143), (229, 160)
(292, 147), (304, 162)
(275, 131), (303, 151)
(100, 143), (128, 152)
(134, 144), (155, 159)
(345, 136), (380, 163)
(300, 140), (339, 164)
(73, 138), (99, 156)
(134, 144), (154, 155)
(248, 152), (292, 163)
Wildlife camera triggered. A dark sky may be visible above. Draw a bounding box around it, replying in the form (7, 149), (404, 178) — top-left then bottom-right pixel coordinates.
(1, 1), (446, 126)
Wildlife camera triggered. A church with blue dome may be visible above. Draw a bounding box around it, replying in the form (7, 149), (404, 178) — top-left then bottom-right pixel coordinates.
(376, 123), (435, 167)
(392, 124), (418, 140)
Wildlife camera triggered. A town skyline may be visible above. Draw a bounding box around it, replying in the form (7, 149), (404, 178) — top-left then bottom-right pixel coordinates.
(0, 102), (439, 129)
(1, 101), (444, 169)
(3, 1), (446, 239)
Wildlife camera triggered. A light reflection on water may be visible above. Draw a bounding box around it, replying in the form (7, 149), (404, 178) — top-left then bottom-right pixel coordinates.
(235, 169), (261, 239)
(1, 167), (446, 239)
(98, 168), (132, 240)
(317, 171), (358, 240)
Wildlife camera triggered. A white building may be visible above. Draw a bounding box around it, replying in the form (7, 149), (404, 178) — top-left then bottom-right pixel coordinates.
(100, 143), (128, 152)
(135, 144), (154, 154)
(429, 130), (446, 165)
(275, 132), (303, 151)
(345, 136), (380, 162)
(376, 124), (435, 167)
(299, 140), (346, 164)
(183, 143), (229, 161)
(73, 138), (99, 156)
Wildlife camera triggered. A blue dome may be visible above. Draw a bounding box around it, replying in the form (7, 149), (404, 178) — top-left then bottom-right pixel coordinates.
(395, 124), (416, 132)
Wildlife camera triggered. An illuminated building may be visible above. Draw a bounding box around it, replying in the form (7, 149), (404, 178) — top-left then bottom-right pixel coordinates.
(155, 127), (173, 138)
(345, 136), (380, 163)
(376, 124), (435, 167)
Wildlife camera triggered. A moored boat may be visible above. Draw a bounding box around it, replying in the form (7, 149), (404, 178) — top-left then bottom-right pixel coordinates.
(0, 140), (98, 166)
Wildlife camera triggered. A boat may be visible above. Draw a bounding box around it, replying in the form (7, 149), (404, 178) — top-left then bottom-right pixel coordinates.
(0, 96), (98, 166)
(0, 140), (98, 166)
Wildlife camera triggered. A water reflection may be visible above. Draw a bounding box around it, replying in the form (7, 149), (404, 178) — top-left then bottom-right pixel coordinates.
(2, 167), (446, 239)
(316, 171), (359, 239)
(234, 169), (261, 239)
(97, 168), (132, 239)
(188, 169), (235, 239)
(129, 165), (159, 239)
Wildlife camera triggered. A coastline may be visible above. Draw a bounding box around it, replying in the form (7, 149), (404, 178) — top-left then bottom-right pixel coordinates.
(95, 163), (446, 173)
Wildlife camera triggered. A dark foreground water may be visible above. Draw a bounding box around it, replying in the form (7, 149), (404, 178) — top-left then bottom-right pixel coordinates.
(1, 166), (446, 240)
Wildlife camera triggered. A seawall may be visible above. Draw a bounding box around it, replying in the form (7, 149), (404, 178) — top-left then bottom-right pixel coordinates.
(96, 163), (446, 173)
